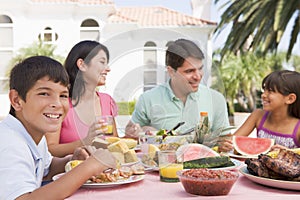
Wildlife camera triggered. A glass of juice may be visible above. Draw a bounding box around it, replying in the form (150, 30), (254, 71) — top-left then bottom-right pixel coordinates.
(158, 151), (183, 182)
(96, 115), (113, 135)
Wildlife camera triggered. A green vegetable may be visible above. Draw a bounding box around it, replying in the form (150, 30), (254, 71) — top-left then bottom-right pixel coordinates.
(183, 156), (233, 169)
(156, 129), (166, 136)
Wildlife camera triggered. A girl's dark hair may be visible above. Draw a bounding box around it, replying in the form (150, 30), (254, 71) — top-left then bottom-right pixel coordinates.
(262, 70), (300, 118)
(9, 55), (69, 116)
(165, 39), (204, 70)
(64, 40), (109, 106)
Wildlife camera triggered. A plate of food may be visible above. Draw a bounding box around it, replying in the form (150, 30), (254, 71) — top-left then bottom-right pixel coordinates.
(53, 173), (144, 188)
(210, 158), (241, 170)
(225, 152), (258, 159)
(240, 166), (300, 190)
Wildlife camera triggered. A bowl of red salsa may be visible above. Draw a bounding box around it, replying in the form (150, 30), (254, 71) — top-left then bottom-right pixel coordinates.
(177, 168), (238, 196)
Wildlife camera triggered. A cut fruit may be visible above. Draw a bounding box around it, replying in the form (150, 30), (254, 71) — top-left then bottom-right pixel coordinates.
(148, 144), (160, 159)
(176, 144), (219, 162)
(121, 138), (138, 149)
(233, 136), (274, 156)
(105, 136), (121, 144)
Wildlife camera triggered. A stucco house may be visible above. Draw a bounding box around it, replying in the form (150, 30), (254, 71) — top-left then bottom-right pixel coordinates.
(0, 0), (216, 119)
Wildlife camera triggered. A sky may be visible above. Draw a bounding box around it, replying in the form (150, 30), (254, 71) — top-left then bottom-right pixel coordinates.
(114, 0), (300, 55)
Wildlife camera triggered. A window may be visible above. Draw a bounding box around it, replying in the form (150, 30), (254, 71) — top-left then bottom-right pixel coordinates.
(38, 27), (58, 44)
(0, 15), (13, 92)
(80, 19), (100, 41)
(143, 41), (157, 92)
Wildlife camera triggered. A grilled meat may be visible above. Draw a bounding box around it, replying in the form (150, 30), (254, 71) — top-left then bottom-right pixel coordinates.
(260, 150), (300, 178)
(245, 149), (300, 181)
(245, 158), (287, 180)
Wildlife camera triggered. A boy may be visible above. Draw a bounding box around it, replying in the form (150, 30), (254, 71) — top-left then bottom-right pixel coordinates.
(0, 56), (116, 200)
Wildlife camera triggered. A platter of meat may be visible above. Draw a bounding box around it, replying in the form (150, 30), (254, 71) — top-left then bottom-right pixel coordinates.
(240, 149), (300, 190)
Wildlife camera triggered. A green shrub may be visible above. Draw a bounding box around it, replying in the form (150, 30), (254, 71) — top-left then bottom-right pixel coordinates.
(117, 100), (136, 115)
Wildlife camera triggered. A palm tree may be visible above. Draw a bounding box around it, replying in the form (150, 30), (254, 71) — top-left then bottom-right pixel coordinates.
(215, 0), (300, 60)
(4, 40), (64, 89)
(212, 51), (281, 115)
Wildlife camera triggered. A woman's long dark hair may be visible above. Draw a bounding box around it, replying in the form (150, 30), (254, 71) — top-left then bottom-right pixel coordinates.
(64, 40), (109, 106)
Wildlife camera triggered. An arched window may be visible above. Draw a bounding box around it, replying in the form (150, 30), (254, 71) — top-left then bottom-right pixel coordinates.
(80, 19), (100, 41)
(38, 27), (58, 44)
(0, 15), (13, 48)
(143, 41), (157, 92)
(0, 14), (13, 89)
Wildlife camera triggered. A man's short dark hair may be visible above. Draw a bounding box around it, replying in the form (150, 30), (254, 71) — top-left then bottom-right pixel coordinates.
(166, 39), (204, 70)
(9, 55), (69, 115)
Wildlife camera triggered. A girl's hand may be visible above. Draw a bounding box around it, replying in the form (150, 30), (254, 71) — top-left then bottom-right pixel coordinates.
(217, 134), (234, 153)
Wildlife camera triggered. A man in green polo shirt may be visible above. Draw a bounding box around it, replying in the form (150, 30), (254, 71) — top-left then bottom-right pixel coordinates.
(125, 39), (230, 139)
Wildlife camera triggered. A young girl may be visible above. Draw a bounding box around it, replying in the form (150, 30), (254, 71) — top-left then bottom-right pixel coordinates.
(46, 40), (118, 157)
(220, 70), (300, 152)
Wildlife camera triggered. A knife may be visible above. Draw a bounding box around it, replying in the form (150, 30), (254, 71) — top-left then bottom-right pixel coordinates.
(165, 122), (185, 136)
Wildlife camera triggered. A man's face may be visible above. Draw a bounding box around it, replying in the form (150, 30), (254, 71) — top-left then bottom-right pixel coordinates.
(172, 57), (203, 93)
(15, 76), (69, 141)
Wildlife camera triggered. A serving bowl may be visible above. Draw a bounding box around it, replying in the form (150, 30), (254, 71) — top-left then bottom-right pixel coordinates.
(177, 168), (238, 196)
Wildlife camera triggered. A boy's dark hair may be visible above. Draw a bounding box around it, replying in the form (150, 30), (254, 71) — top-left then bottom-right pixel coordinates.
(9, 55), (69, 116)
(262, 70), (300, 118)
(165, 39), (205, 70)
(64, 40), (109, 106)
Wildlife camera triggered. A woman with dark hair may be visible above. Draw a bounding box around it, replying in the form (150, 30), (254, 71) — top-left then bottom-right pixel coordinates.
(46, 40), (118, 157)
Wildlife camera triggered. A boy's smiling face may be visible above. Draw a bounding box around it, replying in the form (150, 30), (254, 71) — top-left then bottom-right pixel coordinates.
(10, 76), (69, 143)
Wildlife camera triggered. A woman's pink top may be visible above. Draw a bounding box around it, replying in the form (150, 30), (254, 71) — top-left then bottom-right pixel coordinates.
(257, 111), (300, 148)
(59, 92), (118, 143)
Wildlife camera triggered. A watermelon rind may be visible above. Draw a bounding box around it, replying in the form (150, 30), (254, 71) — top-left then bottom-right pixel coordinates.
(176, 143), (219, 162)
(233, 136), (274, 156)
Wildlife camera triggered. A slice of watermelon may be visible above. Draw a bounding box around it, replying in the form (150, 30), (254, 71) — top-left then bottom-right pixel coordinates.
(176, 144), (219, 162)
(233, 136), (274, 156)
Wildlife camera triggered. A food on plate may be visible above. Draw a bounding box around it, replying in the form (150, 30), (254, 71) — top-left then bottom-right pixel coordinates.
(105, 136), (121, 144)
(183, 156), (234, 169)
(245, 149), (300, 181)
(108, 140), (129, 153)
(121, 138), (138, 149)
(64, 160), (144, 183)
(177, 168), (238, 196)
(176, 143), (219, 161)
(156, 129), (166, 136)
(148, 144), (160, 159)
(267, 147), (300, 158)
(65, 160), (83, 172)
(158, 143), (181, 151)
(111, 152), (125, 164)
(92, 137), (109, 149)
(233, 136), (274, 156)
(124, 149), (139, 163)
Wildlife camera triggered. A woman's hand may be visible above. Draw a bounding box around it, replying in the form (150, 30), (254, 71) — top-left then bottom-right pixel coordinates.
(83, 118), (107, 145)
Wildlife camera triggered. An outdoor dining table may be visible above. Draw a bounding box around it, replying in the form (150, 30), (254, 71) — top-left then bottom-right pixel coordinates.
(66, 164), (299, 200)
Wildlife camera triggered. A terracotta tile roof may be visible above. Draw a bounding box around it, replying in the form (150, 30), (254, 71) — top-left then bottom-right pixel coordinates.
(30, 0), (114, 5)
(108, 6), (217, 26)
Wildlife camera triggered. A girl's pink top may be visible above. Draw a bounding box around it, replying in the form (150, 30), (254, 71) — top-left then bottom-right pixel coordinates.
(59, 92), (118, 143)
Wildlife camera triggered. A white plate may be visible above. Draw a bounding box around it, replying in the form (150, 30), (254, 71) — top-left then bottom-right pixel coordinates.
(226, 152), (258, 159)
(53, 173), (144, 188)
(140, 158), (241, 171)
(240, 166), (300, 190)
(121, 160), (140, 167)
(210, 158), (241, 170)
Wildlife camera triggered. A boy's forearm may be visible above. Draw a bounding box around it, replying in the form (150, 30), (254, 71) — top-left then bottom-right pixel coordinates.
(17, 160), (98, 200)
(43, 156), (71, 181)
